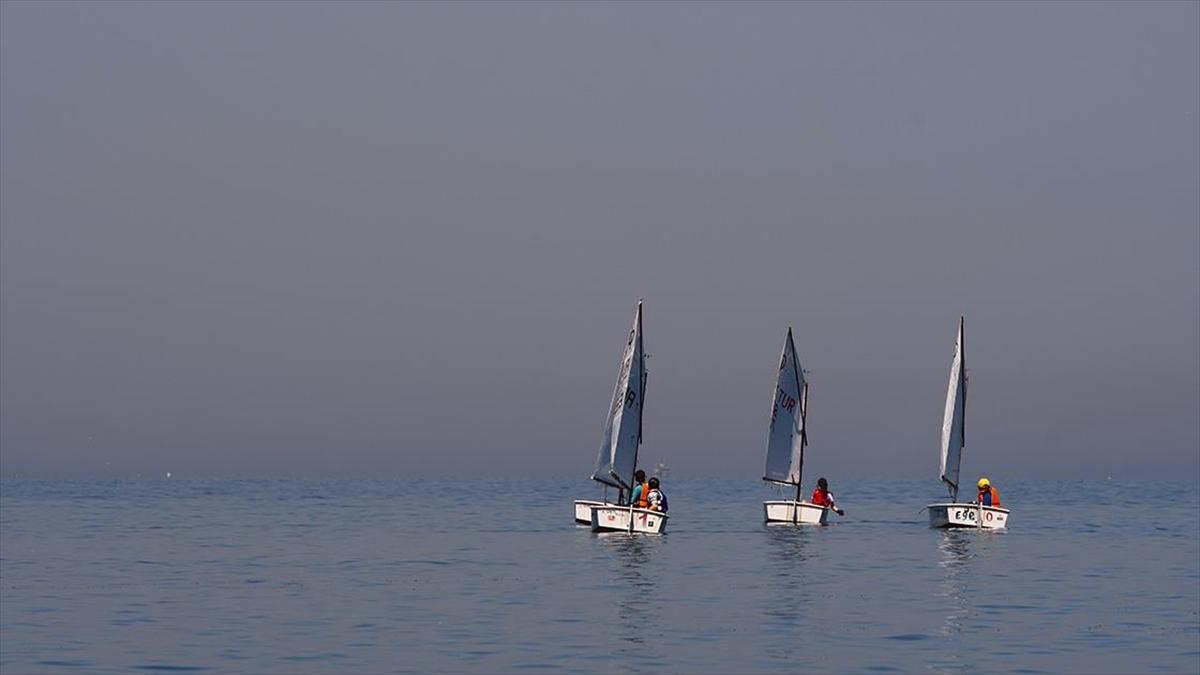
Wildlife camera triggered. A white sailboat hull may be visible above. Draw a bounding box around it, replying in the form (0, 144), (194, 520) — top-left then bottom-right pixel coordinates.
(927, 502), (1010, 529)
(763, 500), (829, 525)
(590, 505), (668, 534)
(573, 499), (607, 524)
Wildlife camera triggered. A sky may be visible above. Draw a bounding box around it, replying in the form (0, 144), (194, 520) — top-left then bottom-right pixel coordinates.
(1, 1), (1197, 480)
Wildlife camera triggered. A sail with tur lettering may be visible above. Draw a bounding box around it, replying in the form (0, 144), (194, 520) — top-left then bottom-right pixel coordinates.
(763, 327), (807, 485)
(591, 301), (645, 491)
(939, 316), (966, 501)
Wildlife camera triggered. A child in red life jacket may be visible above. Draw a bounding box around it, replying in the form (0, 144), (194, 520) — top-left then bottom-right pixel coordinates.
(811, 477), (845, 516)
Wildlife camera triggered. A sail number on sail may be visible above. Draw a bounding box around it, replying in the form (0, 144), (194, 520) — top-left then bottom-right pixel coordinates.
(610, 349), (638, 417)
(769, 387), (797, 431)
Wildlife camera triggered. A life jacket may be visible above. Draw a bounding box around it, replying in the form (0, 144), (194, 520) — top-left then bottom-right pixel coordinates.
(647, 488), (667, 512)
(977, 486), (1001, 507)
(634, 482), (650, 508)
(811, 488), (833, 507)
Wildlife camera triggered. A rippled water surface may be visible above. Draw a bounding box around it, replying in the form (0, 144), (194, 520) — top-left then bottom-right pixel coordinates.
(1, 478), (1197, 673)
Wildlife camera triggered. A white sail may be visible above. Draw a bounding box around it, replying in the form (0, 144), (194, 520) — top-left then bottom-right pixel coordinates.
(763, 327), (807, 485)
(591, 301), (645, 491)
(938, 316), (966, 501)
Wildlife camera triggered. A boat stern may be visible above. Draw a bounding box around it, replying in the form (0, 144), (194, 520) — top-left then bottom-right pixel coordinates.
(927, 502), (1009, 529)
(763, 500), (829, 525)
(589, 505), (668, 534)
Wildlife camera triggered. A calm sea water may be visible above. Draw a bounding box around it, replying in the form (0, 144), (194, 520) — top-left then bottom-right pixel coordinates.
(1, 477), (1197, 674)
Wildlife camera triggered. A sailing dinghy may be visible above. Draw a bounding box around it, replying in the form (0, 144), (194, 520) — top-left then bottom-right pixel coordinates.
(572, 301), (668, 534)
(926, 317), (1010, 529)
(762, 328), (833, 525)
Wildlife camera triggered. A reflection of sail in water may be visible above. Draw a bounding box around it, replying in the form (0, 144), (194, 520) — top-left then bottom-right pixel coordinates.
(761, 527), (816, 659)
(936, 530), (974, 636)
(598, 535), (662, 646)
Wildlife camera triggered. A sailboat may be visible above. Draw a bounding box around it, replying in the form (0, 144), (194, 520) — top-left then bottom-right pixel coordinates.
(762, 327), (831, 524)
(926, 317), (1010, 529)
(572, 301), (668, 534)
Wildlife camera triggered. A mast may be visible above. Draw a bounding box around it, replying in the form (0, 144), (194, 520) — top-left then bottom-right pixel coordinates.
(795, 379), (808, 503)
(632, 300), (645, 484)
(957, 316), (967, 502)
(791, 328), (807, 503)
(960, 316), (966, 455)
(627, 301), (645, 533)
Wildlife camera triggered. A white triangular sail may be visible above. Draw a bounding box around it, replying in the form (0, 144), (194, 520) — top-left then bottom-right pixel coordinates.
(591, 301), (645, 491)
(764, 328), (807, 486)
(939, 317), (966, 502)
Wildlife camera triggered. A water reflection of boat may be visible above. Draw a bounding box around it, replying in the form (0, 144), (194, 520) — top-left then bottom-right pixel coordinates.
(765, 525), (815, 566)
(598, 535), (662, 645)
(936, 530), (975, 636)
(760, 526), (816, 653)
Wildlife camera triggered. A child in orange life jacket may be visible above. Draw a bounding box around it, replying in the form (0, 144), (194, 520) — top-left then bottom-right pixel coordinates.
(628, 470), (649, 508)
(646, 477), (668, 512)
(811, 477), (845, 516)
(975, 477), (1001, 507)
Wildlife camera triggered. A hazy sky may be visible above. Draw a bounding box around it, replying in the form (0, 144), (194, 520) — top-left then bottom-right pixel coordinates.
(2, 2), (1197, 480)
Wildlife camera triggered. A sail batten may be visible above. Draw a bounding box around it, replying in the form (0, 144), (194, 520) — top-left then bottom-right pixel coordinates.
(591, 302), (645, 491)
(938, 317), (966, 502)
(763, 328), (808, 487)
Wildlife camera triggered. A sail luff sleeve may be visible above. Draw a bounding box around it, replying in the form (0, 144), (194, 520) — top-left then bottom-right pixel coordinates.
(939, 319), (965, 499)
